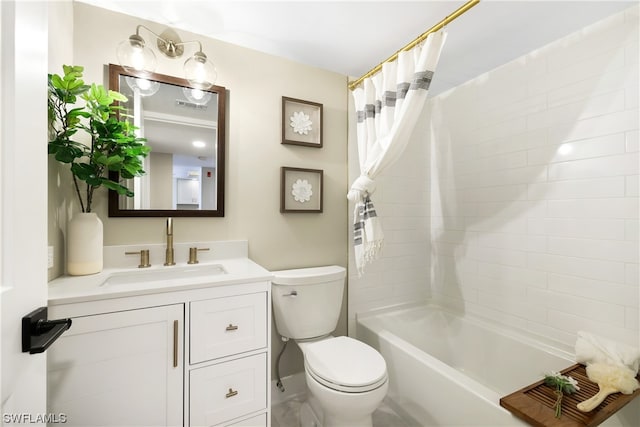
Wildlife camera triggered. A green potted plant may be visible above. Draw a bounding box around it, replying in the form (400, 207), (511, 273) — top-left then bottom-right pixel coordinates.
(48, 65), (150, 275)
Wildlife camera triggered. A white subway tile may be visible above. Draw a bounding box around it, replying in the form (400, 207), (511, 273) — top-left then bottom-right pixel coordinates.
(547, 109), (639, 145)
(548, 153), (638, 181)
(478, 130), (546, 158)
(547, 310), (639, 347)
(475, 117), (527, 144)
(475, 200), (547, 218)
(548, 64), (639, 109)
(626, 219), (639, 241)
(527, 176), (626, 200)
(479, 94), (547, 126)
(553, 294), (626, 326)
(528, 91), (625, 131)
(627, 130), (639, 152)
(548, 273), (639, 307)
(527, 133), (626, 165)
(626, 263), (639, 286)
(626, 41), (639, 65)
(626, 175), (639, 196)
(626, 83), (639, 109)
(528, 217), (626, 240)
(475, 275), (527, 297)
(471, 246), (527, 268)
(547, 198), (638, 219)
(626, 306), (639, 330)
(465, 302), (529, 330)
(467, 215), (528, 234)
(459, 184), (528, 202)
(524, 321), (578, 349)
(477, 232), (546, 252)
(477, 261), (547, 288)
(530, 48), (625, 95)
(527, 252), (626, 283)
(477, 291), (546, 322)
(547, 236), (638, 263)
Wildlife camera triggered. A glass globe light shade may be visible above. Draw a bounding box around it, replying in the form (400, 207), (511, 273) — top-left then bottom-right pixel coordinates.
(184, 51), (217, 90)
(125, 76), (160, 97)
(117, 34), (157, 74)
(182, 87), (212, 105)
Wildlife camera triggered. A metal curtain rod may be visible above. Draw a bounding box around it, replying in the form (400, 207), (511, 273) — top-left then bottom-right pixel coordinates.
(348, 0), (480, 91)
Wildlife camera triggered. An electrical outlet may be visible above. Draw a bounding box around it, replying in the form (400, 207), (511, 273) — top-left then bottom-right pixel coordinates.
(48, 246), (54, 269)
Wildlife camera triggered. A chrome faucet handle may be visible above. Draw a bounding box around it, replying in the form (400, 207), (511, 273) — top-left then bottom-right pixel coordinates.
(125, 249), (151, 268)
(188, 247), (210, 264)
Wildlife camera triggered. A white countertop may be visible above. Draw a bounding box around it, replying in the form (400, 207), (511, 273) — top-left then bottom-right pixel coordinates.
(48, 241), (273, 305)
(49, 258), (273, 305)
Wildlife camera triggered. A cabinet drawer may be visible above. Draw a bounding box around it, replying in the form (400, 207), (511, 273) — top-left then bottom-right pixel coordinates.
(224, 413), (266, 426)
(190, 353), (267, 427)
(190, 293), (267, 363)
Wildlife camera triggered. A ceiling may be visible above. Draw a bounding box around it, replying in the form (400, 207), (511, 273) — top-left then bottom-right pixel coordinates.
(79, 0), (636, 96)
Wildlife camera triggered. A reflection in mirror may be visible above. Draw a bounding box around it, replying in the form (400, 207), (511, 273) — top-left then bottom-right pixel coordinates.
(108, 64), (225, 217)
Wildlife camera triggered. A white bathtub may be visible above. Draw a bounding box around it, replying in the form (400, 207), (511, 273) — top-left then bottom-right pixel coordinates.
(357, 303), (639, 426)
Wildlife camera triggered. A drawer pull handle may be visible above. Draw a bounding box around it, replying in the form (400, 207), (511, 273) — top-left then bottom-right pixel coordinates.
(226, 388), (238, 398)
(225, 324), (238, 331)
(282, 291), (297, 297)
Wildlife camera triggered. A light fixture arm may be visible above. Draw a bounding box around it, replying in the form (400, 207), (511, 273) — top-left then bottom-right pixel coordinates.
(134, 25), (205, 59)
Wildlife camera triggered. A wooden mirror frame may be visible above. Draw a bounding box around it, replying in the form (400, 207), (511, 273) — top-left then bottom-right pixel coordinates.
(107, 64), (226, 217)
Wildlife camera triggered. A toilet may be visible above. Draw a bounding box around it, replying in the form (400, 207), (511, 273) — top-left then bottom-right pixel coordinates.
(271, 265), (388, 427)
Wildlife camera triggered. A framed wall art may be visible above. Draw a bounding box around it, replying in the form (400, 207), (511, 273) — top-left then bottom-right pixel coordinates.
(280, 167), (323, 213)
(282, 96), (323, 148)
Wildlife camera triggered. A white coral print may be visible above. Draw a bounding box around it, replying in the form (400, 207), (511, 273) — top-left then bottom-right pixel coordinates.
(290, 111), (313, 135)
(291, 179), (313, 203)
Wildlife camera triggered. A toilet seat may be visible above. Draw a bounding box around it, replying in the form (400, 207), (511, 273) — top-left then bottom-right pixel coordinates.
(303, 336), (387, 393)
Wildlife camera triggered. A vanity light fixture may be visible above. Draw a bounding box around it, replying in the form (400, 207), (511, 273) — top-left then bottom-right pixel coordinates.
(117, 25), (217, 90)
(192, 140), (206, 148)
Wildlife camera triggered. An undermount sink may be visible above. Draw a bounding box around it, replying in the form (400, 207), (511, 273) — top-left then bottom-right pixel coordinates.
(101, 264), (227, 287)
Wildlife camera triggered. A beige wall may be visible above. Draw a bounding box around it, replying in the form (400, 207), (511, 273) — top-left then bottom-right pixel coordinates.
(48, 3), (349, 378)
(149, 152), (173, 209)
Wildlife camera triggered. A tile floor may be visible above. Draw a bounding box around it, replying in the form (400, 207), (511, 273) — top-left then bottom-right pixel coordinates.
(271, 392), (413, 427)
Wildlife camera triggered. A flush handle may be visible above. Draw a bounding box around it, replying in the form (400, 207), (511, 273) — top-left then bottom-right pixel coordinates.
(225, 324), (238, 331)
(282, 291), (298, 297)
(225, 388), (238, 398)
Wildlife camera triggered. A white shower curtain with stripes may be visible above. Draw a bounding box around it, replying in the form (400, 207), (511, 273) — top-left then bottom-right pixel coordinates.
(348, 30), (447, 275)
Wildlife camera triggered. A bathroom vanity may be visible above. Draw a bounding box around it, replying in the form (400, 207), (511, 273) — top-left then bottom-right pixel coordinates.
(47, 241), (272, 427)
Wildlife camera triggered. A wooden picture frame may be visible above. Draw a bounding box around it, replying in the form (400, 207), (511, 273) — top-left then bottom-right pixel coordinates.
(282, 97), (323, 147)
(280, 167), (323, 213)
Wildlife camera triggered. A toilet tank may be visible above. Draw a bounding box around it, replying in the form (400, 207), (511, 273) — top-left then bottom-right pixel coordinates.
(271, 265), (346, 340)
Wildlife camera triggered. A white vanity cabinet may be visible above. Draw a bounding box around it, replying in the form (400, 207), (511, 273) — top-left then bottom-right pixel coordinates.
(48, 248), (272, 427)
(47, 304), (184, 426)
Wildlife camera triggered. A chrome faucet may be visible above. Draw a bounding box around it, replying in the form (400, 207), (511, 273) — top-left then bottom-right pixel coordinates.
(164, 217), (175, 266)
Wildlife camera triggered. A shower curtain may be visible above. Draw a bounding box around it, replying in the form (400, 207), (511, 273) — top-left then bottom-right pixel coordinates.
(348, 30), (447, 275)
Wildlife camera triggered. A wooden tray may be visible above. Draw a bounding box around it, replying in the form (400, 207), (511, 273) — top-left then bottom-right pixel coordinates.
(500, 364), (640, 427)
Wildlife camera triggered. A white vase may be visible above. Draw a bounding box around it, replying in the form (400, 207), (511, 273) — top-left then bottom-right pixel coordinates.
(67, 212), (103, 276)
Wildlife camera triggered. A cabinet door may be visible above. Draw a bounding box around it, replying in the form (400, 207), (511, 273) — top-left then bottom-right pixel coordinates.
(47, 304), (184, 426)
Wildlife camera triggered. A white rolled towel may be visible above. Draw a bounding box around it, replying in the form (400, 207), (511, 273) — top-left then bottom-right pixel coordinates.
(575, 331), (640, 375)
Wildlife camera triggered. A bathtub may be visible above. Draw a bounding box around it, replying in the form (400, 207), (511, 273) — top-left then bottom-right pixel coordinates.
(357, 303), (639, 426)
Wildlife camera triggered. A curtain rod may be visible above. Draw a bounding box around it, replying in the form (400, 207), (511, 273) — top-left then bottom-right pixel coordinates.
(348, 0), (480, 91)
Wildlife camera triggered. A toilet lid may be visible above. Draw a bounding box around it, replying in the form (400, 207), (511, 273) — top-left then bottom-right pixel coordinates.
(304, 336), (387, 393)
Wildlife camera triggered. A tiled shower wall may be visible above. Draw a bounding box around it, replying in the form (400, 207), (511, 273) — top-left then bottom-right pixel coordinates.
(428, 6), (639, 346)
(348, 6), (639, 346)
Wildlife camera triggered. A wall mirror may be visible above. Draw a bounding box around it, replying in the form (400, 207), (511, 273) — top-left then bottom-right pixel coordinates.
(108, 64), (226, 217)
